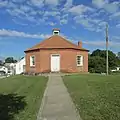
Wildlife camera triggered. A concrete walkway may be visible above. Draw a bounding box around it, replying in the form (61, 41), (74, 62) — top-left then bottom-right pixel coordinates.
(37, 74), (81, 120)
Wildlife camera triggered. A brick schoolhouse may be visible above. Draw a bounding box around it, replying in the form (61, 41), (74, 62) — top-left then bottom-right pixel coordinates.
(25, 29), (89, 73)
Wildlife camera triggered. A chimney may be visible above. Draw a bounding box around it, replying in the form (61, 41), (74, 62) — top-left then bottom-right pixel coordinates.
(52, 28), (60, 35)
(78, 41), (82, 48)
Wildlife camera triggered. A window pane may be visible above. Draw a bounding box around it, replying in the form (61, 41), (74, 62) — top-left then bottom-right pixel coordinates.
(77, 61), (80, 64)
(30, 56), (35, 66)
(77, 55), (83, 66)
(32, 57), (35, 65)
(77, 56), (81, 60)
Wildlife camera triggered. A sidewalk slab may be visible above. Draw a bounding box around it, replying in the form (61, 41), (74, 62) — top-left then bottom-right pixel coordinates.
(37, 74), (81, 120)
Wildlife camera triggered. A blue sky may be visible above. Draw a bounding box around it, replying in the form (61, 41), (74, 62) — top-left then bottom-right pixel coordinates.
(0, 0), (120, 59)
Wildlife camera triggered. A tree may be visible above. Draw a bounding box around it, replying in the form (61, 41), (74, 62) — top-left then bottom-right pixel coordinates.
(89, 56), (106, 73)
(117, 52), (120, 66)
(89, 49), (119, 73)
(118, 52), (120, 59)
(0, 60), (3, 66)
(91, 49), (103, 57)
(5, 57), (17, 63)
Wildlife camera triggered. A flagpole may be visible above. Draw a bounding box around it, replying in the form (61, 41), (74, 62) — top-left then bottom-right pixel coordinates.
(106, 24), (109, 75)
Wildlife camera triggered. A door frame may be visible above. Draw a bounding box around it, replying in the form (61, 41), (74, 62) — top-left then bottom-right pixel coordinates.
(50, 54), (60, 72)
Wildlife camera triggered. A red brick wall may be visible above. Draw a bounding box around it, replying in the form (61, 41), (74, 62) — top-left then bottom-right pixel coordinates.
(25, 49), (88, 73)
(25, 50), (41, 73)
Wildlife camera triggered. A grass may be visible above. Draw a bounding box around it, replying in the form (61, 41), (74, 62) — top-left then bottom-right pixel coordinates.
(63, 74), (120, 120)
(0, 75), (48, 120)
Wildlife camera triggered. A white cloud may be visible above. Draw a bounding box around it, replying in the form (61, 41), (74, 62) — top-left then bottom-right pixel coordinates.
(112, 36), (120, 41)
(7, 7), (44, 24)
(0, 0), (96, 28)
(0, 1), (8, 7)
(104, 2), (119, 13)
(29, 11), (37, 15)
(0, 29), (50, 39)
(83, 40), (120, 47)
(98, 21), (107, 27)
(110, 12), (120, 18)
(90, 9), (105, 17)
(62, 14), (68, 19)
(13, 8), (25, 14)
(64, 0), (73, 7)
(74, 16), (92, 28)
(83, 41), (105, 46)
(69, 5), (94, 15)
(12, 0), (26, 3)
(1, 0), (116, 30)
(25, 16), (36, 22)
(74, 16), (101, 32)
(60, 19), (68, 25)
(12, 19), (28, 26)
(85, 17), (102, 24)
(92, 0), (108, 8)
(55, 15), (61, 20)
(20, 5), (32, 12)
(72, 26), (76, 29)
(45, 0), (59, 6)
(74, 15), (105, 32)
(60, 13), (68, 25)
(95, 21), (107, 32)
(92, 0), (120, 13)
(7, 8), (45, 25)
(30, 0), (44, 7)
(47, 22), (56, 26)
(7, 8), (26, 17)
(4, 0), (66, 25)
(116, 24), (120, 28)
(8, 2), (17, 9)
(44, 11), (60, 17)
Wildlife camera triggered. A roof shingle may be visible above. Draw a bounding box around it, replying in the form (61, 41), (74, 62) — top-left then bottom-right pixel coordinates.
(25, 35), (89, 52)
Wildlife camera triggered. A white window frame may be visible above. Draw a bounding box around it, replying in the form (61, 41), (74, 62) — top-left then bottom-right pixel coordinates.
(53, 30), (60, 35)
(30, 56), (35, 67)
(76, 55), (83, 66)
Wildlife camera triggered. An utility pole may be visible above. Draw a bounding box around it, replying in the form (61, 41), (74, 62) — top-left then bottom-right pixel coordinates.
(106, 24), (109, 75)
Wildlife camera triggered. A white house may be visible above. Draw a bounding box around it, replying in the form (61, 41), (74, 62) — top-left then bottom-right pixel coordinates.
(0, 66), (8, 75)
(111, 67), (120, 72)
(15, 57), (26, 74)
(5, 63), (16, 75)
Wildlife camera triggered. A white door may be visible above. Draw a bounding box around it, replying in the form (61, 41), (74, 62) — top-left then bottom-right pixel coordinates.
(51, 55), (60, 72)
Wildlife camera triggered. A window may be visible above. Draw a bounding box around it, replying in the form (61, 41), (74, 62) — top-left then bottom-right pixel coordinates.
(53, 30), (60, 35)
(30, 56), (35, 66)
(54, 32), (59, 34)
(77, 55), (83, 66)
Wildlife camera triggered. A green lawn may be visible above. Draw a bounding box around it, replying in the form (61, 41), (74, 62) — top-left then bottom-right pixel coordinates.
(0, 75), (48, 120)
(63, 74), (120, 120)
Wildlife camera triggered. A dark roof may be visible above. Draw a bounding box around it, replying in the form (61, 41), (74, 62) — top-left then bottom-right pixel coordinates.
(25, 35), (89, 52)
(52, 28), (60, 31)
